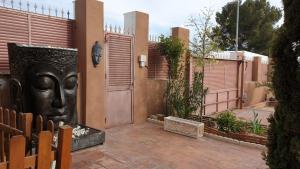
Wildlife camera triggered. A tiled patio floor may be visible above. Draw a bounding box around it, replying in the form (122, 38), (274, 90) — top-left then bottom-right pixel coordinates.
(72, 122), (267, 169)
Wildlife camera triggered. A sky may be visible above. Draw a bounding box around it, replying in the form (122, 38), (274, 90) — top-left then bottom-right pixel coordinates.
(11, 0), (283, 36)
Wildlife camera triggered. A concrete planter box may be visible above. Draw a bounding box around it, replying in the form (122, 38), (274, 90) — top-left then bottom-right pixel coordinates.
(164, 116), (204, 138)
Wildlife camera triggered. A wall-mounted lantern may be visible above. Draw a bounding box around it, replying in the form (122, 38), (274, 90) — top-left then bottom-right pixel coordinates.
(92, 41), (102, 67)
(139, 54), (147, 68)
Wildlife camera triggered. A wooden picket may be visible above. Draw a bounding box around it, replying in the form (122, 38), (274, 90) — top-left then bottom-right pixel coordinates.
(0, 107), (72, 169)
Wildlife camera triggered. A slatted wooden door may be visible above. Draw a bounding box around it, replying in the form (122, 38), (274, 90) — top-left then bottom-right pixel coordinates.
(105, 33), (133, 128)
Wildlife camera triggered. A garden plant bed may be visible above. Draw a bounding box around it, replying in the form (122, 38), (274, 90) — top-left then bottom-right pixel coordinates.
(194, 115), (267, 145)
(204, 126), (267, 145)
(149, 114), (267, 145)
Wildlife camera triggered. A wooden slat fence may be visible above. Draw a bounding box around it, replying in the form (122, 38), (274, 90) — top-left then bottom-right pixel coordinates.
(0, 107), (72, 169)
(0, 7), (74, 74)
(148, 42), (168, 80)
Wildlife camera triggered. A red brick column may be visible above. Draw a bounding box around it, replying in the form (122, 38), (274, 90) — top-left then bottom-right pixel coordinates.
(124, 11), (149, 123)
(75, 0), (105, 129)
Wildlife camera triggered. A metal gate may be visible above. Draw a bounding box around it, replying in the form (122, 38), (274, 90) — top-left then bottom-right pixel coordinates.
(105, 33), (133, 128)
(203, 60), (239, 115)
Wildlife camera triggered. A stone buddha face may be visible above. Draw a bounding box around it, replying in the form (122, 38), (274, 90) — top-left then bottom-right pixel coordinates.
(27, 64), (77, 124)
(8, 43), (78, 126)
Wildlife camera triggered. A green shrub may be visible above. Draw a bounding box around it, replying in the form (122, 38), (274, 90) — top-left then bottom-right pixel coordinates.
(249, 111), (264, 135)
(266, 0), (300, 168)
(166, 68), (207, 119)
(215, 111), (245, 133)
(159, 35), (207, 120)
(158, 35), (184, 79)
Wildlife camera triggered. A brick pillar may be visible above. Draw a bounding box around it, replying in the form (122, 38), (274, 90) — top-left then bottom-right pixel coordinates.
(171, 27), (190, 49)
(124, 11), (149, 123)
(75, 0), (105, 129)
(171, 27), (190, 81)
(252, 56), (262, 82)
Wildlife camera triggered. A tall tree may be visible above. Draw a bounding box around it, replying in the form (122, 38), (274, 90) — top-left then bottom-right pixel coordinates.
(266, 0), (300, 168)
(212, 0), (282, 55)
(186, 8), (216, 120)
(187, 8), (219, 63)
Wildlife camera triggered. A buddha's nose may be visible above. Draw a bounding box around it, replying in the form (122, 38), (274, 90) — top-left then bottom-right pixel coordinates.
(52, 85), (66, 108)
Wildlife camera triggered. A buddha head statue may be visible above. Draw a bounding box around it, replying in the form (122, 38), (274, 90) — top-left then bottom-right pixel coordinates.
(8, 43), (78, 126)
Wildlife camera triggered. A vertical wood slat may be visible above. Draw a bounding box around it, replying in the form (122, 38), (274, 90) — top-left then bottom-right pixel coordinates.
(20, 113), (32, 155)
(9, 135), (25, 169)
(17, 112), (23, 130)
(9, 110), (16, 128)
(3, 109), (9, 162)
(36, 115), (43, 133)
(3, 109), (9, 126)
(37, 131), (52, 169)
(0, 163), (6, 169)
(21, 113), (32, 140)
(47, 120), (54, 136)
(56, 126), (72, 169)
(0, 108), (4, 162)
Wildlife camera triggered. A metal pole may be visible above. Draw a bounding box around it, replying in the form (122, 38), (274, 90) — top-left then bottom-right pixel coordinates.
(235, 0), (240, 52)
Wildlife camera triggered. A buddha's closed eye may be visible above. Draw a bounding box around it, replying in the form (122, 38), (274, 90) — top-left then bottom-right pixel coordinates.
(33, 76), (54, 90)
(64, 76), (77, 90)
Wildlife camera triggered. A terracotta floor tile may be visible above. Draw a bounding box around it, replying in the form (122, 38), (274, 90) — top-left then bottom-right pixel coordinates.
(72, 122), (267, 169)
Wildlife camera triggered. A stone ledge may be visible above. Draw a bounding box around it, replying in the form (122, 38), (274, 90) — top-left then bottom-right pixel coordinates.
(204, 133), (266, 150)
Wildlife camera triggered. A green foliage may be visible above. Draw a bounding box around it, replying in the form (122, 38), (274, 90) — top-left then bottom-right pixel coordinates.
(159, 35), (207, 120)
(212, 0), (282, 55)
(166, 68), (208, 119)
(249, 111), (264, 135)
(266, 0), (300, 168)
(158, 35), (184, 79)
(216, 111), (245, 133)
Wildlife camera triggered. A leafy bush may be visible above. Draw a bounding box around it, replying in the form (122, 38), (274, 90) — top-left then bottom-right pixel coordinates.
(159, 35), (207, 120)
(166, 68), (207, 119)
(158, 35), (184, 79)
(216, 111), (245, 133)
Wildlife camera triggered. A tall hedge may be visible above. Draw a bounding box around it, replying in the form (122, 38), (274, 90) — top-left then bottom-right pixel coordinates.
(266, 0), (300, 168)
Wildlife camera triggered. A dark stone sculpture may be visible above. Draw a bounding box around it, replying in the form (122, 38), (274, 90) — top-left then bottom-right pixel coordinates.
(92, 41), (102, 67)
(8, 43), (78, 126)
(7, 43), (105, 151)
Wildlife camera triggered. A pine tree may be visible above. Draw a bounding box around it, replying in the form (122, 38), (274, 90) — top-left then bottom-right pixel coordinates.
(266, 0), (300, 168)
(213, 0), (281, 55)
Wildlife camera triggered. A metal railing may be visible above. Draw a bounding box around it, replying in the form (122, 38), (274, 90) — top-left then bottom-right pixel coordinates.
(203, 88), (240, 115)
(104, 24), (136, 35)
(0, 0), (72, 19)
(148, 34), (160, 42)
